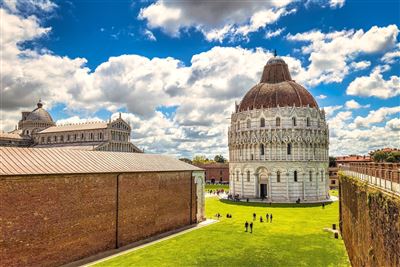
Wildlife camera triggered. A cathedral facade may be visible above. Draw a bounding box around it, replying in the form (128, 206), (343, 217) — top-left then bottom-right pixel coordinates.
(0, 101), (142, 153)
(228, 56), (329, 202)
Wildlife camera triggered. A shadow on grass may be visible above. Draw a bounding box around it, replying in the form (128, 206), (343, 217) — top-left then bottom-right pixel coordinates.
(219, 199), (334, 208)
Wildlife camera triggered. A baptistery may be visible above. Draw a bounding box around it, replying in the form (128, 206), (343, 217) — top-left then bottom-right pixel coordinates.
(228, 55), (329, 202)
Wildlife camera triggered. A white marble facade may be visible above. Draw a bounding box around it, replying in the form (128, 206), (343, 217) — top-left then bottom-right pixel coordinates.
(228, 106), (329, 202)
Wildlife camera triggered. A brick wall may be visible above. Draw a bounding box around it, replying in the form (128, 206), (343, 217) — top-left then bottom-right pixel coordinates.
(0, 171), (197, 267)
(195, 163), (229, 182)
(339, 174), (400, 267)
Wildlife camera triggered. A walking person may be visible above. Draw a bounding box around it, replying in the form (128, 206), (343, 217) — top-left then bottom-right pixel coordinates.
(250, 222), (253, 233)
(245, 221), (249, 232)
(266, 213), (269, 222)
(270, 214), (273, 223)
(253, 213), (256, 221)
(260, 216), (263, 223)
(322, 203), (325, 209)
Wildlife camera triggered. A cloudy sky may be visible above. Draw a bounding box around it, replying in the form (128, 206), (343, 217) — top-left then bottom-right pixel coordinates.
(0, 0), (399, 158)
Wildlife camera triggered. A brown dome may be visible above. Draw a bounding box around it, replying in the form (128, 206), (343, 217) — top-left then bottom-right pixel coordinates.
(238, 57), (318, 112)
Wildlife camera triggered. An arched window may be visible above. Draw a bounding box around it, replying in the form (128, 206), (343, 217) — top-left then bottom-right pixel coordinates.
(309, 171), (312, 182)
(247, 119), (251, 129)
(276, 117), (281, 126)
(247, 170), (250, 182)
(307, 117), (311, 127)
(287, 143), (292, 155)
(292, 117), (297, 126)
(81, 133), (84, 140)
(260, 118), (265, 127)
(294, 171), (298, 182)
(236, 171), (239, 181)
(260, 144), (265, 156)
(277, 171), (281, 183)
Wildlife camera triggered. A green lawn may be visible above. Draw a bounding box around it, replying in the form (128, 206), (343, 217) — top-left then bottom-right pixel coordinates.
(330, 189), (339, 197)
(205, 184), (229, 191)
(95, 198), (349, 267)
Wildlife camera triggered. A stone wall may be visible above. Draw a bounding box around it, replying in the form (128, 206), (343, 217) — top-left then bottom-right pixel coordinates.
(339, 173), (400, 267)
(0, 171), (196, 267)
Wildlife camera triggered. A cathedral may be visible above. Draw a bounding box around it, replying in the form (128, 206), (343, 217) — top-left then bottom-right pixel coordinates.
(0, 100), (142, 153)
(228, 55), (329, 202)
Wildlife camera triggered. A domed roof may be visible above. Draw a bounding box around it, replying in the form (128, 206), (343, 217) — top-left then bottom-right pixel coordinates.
(26, 100), (54, 123)
(238, 56), (318, 112)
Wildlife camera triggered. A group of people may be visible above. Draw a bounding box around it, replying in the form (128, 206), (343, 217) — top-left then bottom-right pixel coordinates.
(254, 212), (273, 223)
(244, 212), (274, 233)
(208, 189), (225, 195)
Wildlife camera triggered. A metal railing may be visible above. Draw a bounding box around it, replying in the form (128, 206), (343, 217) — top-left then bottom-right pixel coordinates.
(340, 162), (400, 195)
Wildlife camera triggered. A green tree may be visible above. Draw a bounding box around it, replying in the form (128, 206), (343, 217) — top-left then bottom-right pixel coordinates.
(214, 154), (227, 163)
(192, 155), (213, 164)
(329, 156), (337, 167)
(371, 150), (389, 162)
(179, 158), (192, 164)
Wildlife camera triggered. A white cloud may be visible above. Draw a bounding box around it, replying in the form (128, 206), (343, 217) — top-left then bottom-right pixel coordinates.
(287, 24), (399, 86)
(143, 29), (157, 41)
(346, 67), (400, 99)
(329, 0), (345, 8)
(344, 99), (370, 109)
(138, 0), (296, 42)
(265, 27), (286, 39)
(322, 105), (343, 117)
(350, 60), (371, 71)
(316, 94), (327, 99)
(382, 43), (400, 64)
(56, 116), (103, 125)
(352, 106), (400, 128)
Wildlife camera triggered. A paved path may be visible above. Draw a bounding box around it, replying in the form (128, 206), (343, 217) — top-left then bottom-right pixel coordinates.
(83, 219), (218, 266)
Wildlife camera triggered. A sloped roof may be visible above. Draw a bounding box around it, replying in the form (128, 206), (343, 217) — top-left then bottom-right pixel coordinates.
(0, 132), (30, 140)
(38, 121), (108, 133)
(0, 147), (202, 176)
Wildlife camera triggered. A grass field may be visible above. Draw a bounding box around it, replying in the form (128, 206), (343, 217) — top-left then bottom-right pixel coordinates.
(205, 184), (229, 191)
(95, 197), (349, 267)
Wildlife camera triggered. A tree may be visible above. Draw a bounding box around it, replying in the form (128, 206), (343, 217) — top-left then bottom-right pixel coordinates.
(214, 154), (227, 163)
(192, 155), (213, 164)
(179, 158), (192, 164)
(370, 149), (400, 163)
(329, 156), (337, 167)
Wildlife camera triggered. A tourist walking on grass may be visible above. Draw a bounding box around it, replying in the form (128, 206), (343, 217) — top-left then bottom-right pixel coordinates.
(270, 214), (273, 223)
(266, 213), (269, 222)
(245, 221), (249, 232)
(253, 213), (256, 221)
(250, 222), (253, 233)
(260, 216), (263, 223)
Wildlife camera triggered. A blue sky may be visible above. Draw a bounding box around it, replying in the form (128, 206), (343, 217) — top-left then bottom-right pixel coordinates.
(1, 0), (399, 157)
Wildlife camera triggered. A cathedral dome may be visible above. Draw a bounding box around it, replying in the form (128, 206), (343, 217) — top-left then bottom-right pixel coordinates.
(238, 56), (318, 112)
(26, 100), (54, 123)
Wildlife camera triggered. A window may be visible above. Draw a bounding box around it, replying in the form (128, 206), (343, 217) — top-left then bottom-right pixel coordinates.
(292, 117), (296, 126)
(67, 135), (70, 141)
(81, 133), (84, 140)
(294, 171), (298, 182)
(287, 143), (292, 155)
(260, 118), (265, 127)
(99, 132), (103, 140)
(74, 134), (77, 141)
(260, 144), (265, 156)
(332, 180), (336, 185)
(247, 119), (251, 129)
(307, 117), (311, 127)
(53, 136), (57, 142)
(247, 170), (250, 182)
(309, 171), (312, 182)
(236, 171), (239, 181)
(90, 133), (94, 140)
(47, 136), (51, 142)
(276, 117), (280, 126)
(277, 171), (281, 183)
(237, 122), (240, 130)
(60, 135), (64, 142)
(41, 137), (45, 143)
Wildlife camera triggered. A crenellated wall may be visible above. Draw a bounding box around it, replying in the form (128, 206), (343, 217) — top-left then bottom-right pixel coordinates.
(339, 173), (400, 267)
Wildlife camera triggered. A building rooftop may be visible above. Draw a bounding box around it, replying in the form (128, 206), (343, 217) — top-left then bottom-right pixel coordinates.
(0, 147), (202, 176)
(38, 121), (108, 133)
(0, 132), (30, 140)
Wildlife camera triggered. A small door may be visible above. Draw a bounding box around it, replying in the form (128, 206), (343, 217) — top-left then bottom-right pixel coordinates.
(260, 184), (267, 198)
